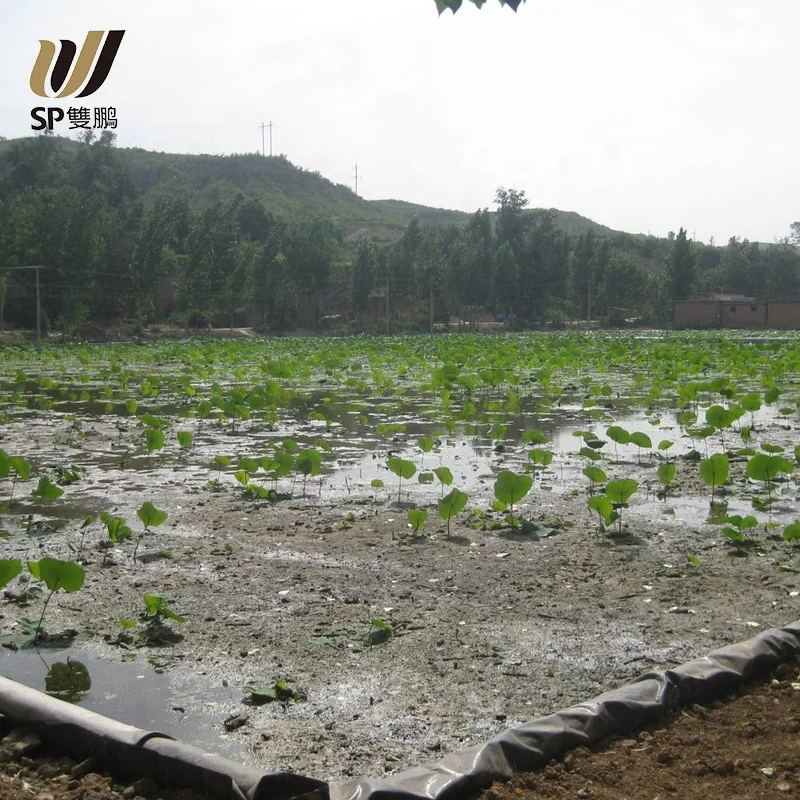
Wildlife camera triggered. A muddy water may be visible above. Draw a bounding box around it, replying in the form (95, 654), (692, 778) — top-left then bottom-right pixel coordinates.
(0, 646), (252, 762)
(2, 363), (800, 782)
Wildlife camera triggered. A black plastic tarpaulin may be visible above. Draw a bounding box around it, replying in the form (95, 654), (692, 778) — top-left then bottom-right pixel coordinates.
(2, 619), (799, 800)
(0, 673), (326, 800)
(331, 619), (800, 800)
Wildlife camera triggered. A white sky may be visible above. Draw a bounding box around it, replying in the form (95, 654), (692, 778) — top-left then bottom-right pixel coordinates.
(1, 0), (798, 243)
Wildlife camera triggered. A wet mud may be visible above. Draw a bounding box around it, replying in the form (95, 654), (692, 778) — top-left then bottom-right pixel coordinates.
(2, 409), (799, 781)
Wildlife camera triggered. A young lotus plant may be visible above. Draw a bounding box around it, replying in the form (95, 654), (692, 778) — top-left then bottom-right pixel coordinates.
(31, 476), (64, 502)
(417, 436), (434, 468)
(211, 455), (231, 488)
(783, 522), (800, 543)
(582, 466), (606, 496)
(0, 451), (33, 508)
(176, 430), (194, 457)
(657, 462), (677, 500)
(699, 453), (729, 505)
(720, 514), (758, 548)
(529, 448), (554, 473)
(387, 456), (416, 502)
(628, 432), (652, 464)
(100, 513), (132, 564)
(432, 466), (453, 498)
(144, 427), (166, 464)
(27, 557), (85, 640)
(523, 429), (548, 447)
(605, 478), (639, 536)
(437, 488), (469, 539)
(587, 495), (616, 537)
(493, 469), (533, 529)
(739, 391), (761, 430)
(134, 502), (168, 562)
(143, 592), (186, 625)
(746, 453), (793, 520)
(295, 448), (323, 496)
(406, 507), (429, 538)
(0, 559), (22, 592)
(606, 425), (630, 463)
(263, 449), (294, 492)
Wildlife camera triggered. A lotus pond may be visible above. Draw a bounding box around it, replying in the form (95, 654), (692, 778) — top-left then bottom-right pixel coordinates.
(1, 331), (799, 781)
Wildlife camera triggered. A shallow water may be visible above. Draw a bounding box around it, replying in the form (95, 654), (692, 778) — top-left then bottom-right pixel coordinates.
(0, 643), (253, 762)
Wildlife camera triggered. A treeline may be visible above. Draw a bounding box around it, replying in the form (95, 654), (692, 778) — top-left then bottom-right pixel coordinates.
(0, 134), (798, 333)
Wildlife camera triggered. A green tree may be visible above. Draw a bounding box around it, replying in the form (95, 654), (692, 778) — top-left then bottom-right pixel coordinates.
(0, 273), (6, 331)
(763, 240), (800, 298)
(492, 241), (518, 314)
(415, 226), (447, 306)
(128, 197), (189, 320)
(646, 266), (673, 325)
(494, 187), (528, 259)
(351, 239), (376, 315)
(722, 237), (752, 295)
(178, 202), (239, 325)
(569, 230), (596, 320)
(667, 227), (696, 302)
(285, 216), (335, 324)
(592, 240), (613, 318)
(235, 196), (274, 243)
(6, 135), (67, 190)
(248, 220), (288, 327)
(435, 0), (525, 13)
(519, 210), (565, 316)
(603, 250), (647, 323)
(395, 216), (422, 298)
(461, 209), (494, 308)
(746, 241), (765, 298)
(693, 240), (723, 295)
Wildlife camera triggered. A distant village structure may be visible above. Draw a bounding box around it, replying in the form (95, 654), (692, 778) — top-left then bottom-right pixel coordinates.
(674, 294), (800, 329)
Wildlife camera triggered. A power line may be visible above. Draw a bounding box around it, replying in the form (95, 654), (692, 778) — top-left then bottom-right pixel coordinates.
(259, 121), (274, 157)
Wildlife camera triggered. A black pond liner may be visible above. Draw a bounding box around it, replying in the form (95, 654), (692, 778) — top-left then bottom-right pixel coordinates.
(1, 619), (799, 800)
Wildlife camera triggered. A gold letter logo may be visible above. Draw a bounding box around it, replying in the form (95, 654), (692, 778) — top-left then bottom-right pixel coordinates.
(30, 31), (124, 99)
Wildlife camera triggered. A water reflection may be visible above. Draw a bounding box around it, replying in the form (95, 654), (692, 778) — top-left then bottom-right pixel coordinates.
(45, 659), (91, 703)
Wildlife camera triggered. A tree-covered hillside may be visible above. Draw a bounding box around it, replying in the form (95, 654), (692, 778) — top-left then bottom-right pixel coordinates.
(0, 133), (796, 335)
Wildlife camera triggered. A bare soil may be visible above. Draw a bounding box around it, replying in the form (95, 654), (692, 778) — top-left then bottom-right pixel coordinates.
(1, 412), (800, 783)
(2, 479), (799, 782)
(1, 658), (797, 800)
(0, 723), (213, 800)
(478, 658), (800, 800)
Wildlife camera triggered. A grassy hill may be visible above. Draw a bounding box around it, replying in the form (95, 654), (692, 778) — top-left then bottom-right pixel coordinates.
(0, 135), (621, 239)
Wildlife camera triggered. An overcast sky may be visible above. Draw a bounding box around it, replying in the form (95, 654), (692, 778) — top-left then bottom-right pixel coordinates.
(1, 0), (798, 243)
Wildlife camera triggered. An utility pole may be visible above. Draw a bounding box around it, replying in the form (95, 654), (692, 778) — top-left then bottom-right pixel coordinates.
(2, 265), (49, 341)
(35, 266), (41, 342)
(587, 279), (592, 326)
(260, 121), (274, 156)
(385, 278), (390, 336)
(353, 162), (359, 196)
(429, 285), (434, 335)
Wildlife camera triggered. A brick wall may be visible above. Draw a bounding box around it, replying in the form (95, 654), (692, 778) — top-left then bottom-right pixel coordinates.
(674, 302), (720, 328)
(719, 301), (766, 328)
(765, 302), (800, 329)
(674, 300), (800, 329)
